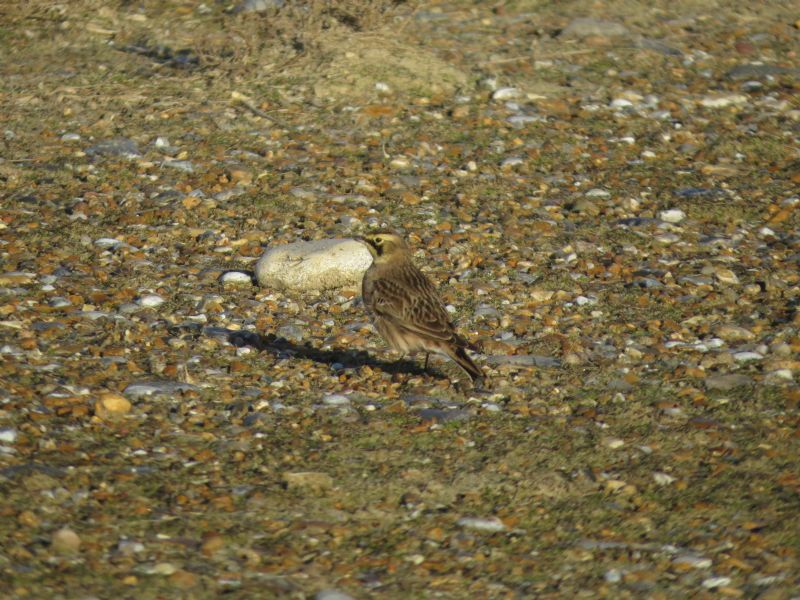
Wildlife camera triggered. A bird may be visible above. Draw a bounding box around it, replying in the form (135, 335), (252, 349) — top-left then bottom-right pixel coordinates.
(355, 230), (484, 386)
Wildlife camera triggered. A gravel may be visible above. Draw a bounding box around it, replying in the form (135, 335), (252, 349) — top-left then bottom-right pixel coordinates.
(2, 0), (798, 597)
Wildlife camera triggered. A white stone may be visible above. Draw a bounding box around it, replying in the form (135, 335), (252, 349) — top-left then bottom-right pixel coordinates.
(322, 394), (350, 406)
(117, 540), (146, 556)
(610, 98), (634, 109)
(501, 156), (524, 167)
(700, 94), (748, 108)
(653, 472), (676, 486)
(654, 233), (680, 245)
(659, 209), (686, 223)
(492, 87), (521, 101)
(714, 269), (739, 285)
(561, 18), (629, 38)
(733, 351), (763, 362)
(702, 576), (731, 589)
(765, 369), (793, 384)
(457, 517), (506, 532)
(605, 569), (622, 583)
(674, 555), (712, 569)
(507, 115), (540, 126)
(220, 271), (252, 284)
(95, 237), (123, 249)
(150, 562), (178, 576)
(0, 429), (17, 443)
(138, 294), (165, 308)
(390, 156), (410, 169)
(255, 238), (372, 292)
(781, 196), (799, 208)
(316, 591), (356, 600)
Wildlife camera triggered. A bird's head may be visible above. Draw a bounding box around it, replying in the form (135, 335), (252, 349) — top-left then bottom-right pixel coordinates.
(355, 230), (409, 263)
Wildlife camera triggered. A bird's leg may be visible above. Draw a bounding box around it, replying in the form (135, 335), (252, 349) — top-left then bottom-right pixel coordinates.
(423, 352), (430, 373)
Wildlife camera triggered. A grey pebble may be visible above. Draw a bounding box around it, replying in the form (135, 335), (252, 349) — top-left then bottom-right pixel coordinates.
(75, 310), (111, 320)
(48, 297), (72, 308)
(123, 381), (201, 398)
(485, 354), (561, 368)
(233, 0), (284, 13)
(616, 217), (659, 227)
(322, 394), (350, 406)
(634, 277), (664, 289)
(243, 412), (270, 427)
(418, 408), (471, 423)
(638, 38), (682, 56)
(704, 374), (752, 391)
(726, 64), (800, 81)
(213, 187), (246, 201)
(32, 321), (66, 332)
(677, 275), (714, 286)
(507, 115), (543, 126)
(86, 138), (140, 158)
(474, 304), (501, 318)
(117, 540), (146, 556)
(560, 18), (629, 38)
(276, 324), (305, 343)
(605, 568), (623, 583)
(161, 159), (195, 173)
(315, 591), (355, 600)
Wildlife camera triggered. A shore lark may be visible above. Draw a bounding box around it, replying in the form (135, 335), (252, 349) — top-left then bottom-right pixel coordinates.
(355, 230), (483, 385)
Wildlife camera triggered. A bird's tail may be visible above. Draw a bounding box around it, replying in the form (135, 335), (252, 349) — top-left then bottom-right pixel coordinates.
(449, 345), (484, 386)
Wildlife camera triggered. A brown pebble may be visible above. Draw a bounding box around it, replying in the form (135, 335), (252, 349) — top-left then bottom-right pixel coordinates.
(18, 510), (40, 528)
(0, 272), (34, 285)
(95, 392), (132, 419)
(182, 196), (201, 209)
(169, 569), (198, 588)
(52, 527), (81, 554)
(238, 547), (261, 567)
(201, 535), (225, 557)
(229, 168), (253, 185)
(283, 471), (334, 493)
(451, 105), (470, 119)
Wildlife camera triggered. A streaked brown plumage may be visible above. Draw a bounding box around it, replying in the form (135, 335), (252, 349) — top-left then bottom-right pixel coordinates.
(355, 231), (483, 385)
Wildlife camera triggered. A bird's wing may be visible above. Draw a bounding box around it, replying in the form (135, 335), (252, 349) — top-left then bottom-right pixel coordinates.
(371, 276), (456, 343)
